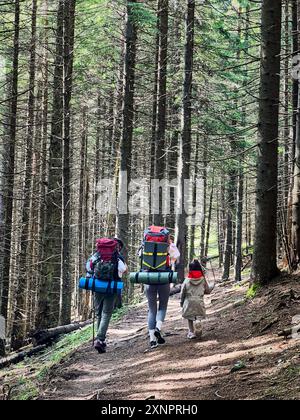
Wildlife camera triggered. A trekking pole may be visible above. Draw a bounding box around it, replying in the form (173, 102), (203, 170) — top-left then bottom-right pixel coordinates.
(92, 292), (95, 346)
(210, 259), (217, 285)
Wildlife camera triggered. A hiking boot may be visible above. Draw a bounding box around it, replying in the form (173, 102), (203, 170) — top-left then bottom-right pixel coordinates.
(187, 332), (197, 340)
(94, 339), (107, 354)
(150, 340), (158, 349)
(155, 329), (166, 345)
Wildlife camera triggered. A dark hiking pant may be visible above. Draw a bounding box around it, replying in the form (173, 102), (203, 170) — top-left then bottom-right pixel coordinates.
(94, 293), (117, 341)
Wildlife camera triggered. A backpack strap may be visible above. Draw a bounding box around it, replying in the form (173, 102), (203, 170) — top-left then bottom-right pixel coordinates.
(113, 281), (118, 294)
(91, 277), (96, 293)
(106, 280), (112, 294)
(153, 243), (158, 269)
(158, 272), (161, 284)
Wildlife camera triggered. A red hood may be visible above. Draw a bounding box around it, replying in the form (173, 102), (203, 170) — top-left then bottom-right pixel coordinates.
(188, 271), (204, 279)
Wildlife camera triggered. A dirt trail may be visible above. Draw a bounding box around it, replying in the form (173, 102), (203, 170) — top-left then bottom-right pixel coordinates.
(41, 277), (300, 400)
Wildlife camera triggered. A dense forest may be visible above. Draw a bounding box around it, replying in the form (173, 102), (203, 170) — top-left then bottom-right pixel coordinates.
(0, 0), (298, 368)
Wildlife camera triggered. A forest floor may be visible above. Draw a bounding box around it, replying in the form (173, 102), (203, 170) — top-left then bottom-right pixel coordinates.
(1, 272), (300, 400)
(42, 273), (300, 400)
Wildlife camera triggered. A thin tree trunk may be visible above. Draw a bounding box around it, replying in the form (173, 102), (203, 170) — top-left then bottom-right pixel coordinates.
(117, 0), (138, 261)
(189, 137), (199, 260)
(176, 0), (195, 282)
(234, 166), (244, 282)
(37, 0), (65, 329)
(200, 137), (208, 256)
(165, 8), (181, 231)
(11, 0), (37, 350)
(291, 0), (300, 269)
(205, 176), (214, 258)
(36, 0), (49, 330)
(154, 0), (169, 226)
(0, 0), (20, 355)
(61, 0), (76, 326)
(222, 173), (235, 281)
(78, 107), (88, 318)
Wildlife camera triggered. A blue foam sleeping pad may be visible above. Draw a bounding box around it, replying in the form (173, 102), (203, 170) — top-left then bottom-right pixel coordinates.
(78, 277), (123, 295)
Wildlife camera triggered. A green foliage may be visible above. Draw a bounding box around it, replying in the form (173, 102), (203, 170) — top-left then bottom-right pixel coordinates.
(246, 283), (260, 300)
(14, 381), (39, 401)
(129, 2), (156, 28)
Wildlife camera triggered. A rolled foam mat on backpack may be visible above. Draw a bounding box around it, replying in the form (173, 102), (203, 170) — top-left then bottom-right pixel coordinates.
(130, 271), (178, 285)
(78, 278), (123, 295)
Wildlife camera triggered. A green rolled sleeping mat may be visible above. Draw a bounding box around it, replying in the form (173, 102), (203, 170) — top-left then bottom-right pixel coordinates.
(130, 271), (178, 285)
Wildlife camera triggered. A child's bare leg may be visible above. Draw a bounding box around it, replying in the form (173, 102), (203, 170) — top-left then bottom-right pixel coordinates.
(188, 319), (194, 333)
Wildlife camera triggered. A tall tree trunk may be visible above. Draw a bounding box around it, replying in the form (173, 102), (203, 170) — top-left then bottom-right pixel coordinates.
(36, 0), (49, 330)
(189, 137), (200, 260)
(165, 7), (181, 231)
(234, 6), (247, 282)
(149, 25), (159, 226)
(11, 0), (37, 350)
(219, 176), (226, 266)
(154, 0), (168, 226)
(234, 166), (244, 282)
(292, 0), (299, 169)
(283, 0), (290, 206)
(176, 0), (195, 282)
(252, 0), (282, 284)
(291, 0), (300, 269)
(222, 173), (235, 281)
(205, 176), (214, 258)
(78, 107), (88, 318)
(116, 0), (138, 261)
(37, 0), (65, 329)
(200, 137), (208, 257)
(60, 0), (76, 326)
(0, 0), (20, 355)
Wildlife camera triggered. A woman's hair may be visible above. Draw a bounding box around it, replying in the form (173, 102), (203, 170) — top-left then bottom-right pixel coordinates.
(189, 259), (202, 272)
(114, 237), (124, 251)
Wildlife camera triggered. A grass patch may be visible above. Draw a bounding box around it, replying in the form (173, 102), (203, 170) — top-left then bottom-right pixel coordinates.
(246, 283), (260, 300)
(242, 267), (251, 278)
(282, 365), (300, 380)
(16, 381), (39, 401)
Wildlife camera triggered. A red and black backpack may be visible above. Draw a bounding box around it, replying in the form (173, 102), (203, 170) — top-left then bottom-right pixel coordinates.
(93, 238), (119, 281)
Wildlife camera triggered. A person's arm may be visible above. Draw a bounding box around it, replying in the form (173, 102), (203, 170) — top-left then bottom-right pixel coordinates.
(204, 278), (213, 295)
(118, 259), (128, 277)
(169, 243), (181, 262)
(138, 245), (143, 258)
(86, 253), (97, 277)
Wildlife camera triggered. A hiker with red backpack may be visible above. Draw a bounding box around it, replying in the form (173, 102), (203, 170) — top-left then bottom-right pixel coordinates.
(84, 238), (127, 354)
(137, 226), (180, 349)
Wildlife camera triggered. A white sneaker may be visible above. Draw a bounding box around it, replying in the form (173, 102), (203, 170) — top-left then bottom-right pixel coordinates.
(187, 331), (197, 340)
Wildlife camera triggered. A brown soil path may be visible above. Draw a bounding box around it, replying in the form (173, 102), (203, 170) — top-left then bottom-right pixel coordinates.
(41, 278), (300, 400)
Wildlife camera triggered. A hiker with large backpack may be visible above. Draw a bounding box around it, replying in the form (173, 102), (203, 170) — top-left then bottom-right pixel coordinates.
(133, 226), (180, 349)
(82, 238), (127, 354)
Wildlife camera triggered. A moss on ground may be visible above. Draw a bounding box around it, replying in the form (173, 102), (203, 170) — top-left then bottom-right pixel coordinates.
(246, 283), (260, 300)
